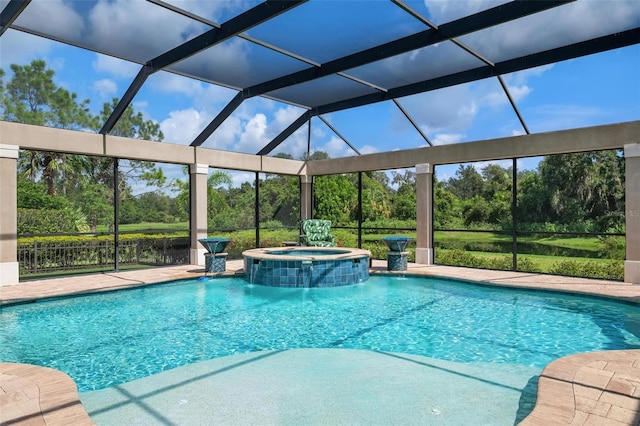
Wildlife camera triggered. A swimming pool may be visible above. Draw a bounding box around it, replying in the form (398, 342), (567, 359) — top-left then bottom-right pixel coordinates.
(0, 275), (638, 394)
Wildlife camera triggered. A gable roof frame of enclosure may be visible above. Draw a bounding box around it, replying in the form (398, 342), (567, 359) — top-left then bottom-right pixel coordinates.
(3, 0), (638, 155)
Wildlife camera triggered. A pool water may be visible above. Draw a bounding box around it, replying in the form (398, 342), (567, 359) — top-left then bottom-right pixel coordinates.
(265, 249), (350, 256)
(1, 275), (639, 392)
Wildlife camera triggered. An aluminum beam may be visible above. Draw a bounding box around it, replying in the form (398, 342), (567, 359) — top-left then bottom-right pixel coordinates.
(0, 0), (30, 36)
(100, 0), (306, 135)
(191, 92), (245, 147)
(314, 28), (640, 115)
(305, 121), (640, 176)
(257, 110), (312, 156)
(244, 0), (573, 97)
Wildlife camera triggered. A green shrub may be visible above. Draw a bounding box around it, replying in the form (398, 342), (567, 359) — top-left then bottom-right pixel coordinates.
(484, 256), (513, 271)
(436, 249), (622, 280)
(516, 257), (543, 273)
(18, 208), (78, 234)
(222, 234), (252, 259)
(437, 250), (486, 268)
(548, 259), (623, 281)
(333, 229), (357, 247)
(598, 236), (625, 260)
(361, 241), (387, 260)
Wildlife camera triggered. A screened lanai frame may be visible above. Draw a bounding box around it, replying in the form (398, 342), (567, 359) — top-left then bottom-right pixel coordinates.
(3, 0), (639, 149)
(0, 0), (639, 285)
(430, 153), (628, 276)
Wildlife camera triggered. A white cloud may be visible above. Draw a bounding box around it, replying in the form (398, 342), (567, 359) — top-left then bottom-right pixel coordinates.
(379, 41), (481, 88)
(160, 1), (247, 25)
(197, 104), (307, 156)
(506, 65), (554, 86)
(236, 113), (268, 153)
(275, 128), (310, 159)
(93, 79), (118, 99)
(359, 145), (379, 155)
(150, 70), (225, 98)
(227, 171), (255, 189)
(320, 136), (351, 158)
(425, 0), (506, 24)
(274, 105), (305, 130)
(147, 72), (240, 115)
(193, 84), (239, 111)
(432, 133), (465, 145)
(393, 62), (548, 138)
(93, 54), (139, 79)
(211, 116), (242, 150)
(15, 0), (84, 40)
(480, 89), (507, 108)
(315, 136), (377, 158)
(160, 108), (212, 145)
(398, 85), (479, 134)
(471, 159), (514, 172)
(399, 0), (640, 142)
(167, 37), (251, 88)
(453, 0), (640, 62)
(88, 0), (204, 61)
(272, 137), (306, 159)
(311, 121), (327, 139)
(505, 85), (532, 103)
(0, 31), (53, 69)
(148, 72), (204, 97)
(235, 97), (275, 121)
(479, 83), (531, 108)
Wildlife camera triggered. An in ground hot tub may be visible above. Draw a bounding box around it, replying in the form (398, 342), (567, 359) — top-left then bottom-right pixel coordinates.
(243, 247), (371, 287)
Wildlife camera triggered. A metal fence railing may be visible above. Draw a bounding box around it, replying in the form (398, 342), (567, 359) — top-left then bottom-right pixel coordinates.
(18, 236), (189, 277)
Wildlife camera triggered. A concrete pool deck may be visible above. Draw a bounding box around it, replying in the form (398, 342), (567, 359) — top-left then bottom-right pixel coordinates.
(1, 261), (639, 425)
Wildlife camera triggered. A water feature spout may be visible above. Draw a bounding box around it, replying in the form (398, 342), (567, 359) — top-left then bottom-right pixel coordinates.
(198, 237), (232, 254)
(199, 237), (232, 277)
(301, 260), (313, 288)
(382, 236), (413, 271)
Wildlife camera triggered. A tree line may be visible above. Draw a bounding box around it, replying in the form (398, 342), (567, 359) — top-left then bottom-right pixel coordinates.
(2, 60), (626, 236)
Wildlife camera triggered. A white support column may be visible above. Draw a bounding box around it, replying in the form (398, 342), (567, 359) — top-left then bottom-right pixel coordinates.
(624, 144), (640, 284)
(300, 175), (313, 221)
(190, 164), (209, 266)
(0, 144), (19, 285)
(415, 163), (434, 265)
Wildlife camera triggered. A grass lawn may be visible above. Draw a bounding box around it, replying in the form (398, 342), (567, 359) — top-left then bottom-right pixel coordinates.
(434, 231), (605, 252)
(436, 249), (618, 269)
(20, 264), (157, 280)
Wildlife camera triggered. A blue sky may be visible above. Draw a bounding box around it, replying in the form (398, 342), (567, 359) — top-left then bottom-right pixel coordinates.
(1, 0), (639, 187)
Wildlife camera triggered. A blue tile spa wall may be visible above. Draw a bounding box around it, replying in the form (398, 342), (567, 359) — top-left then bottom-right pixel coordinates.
(244, 257), (369, 287)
